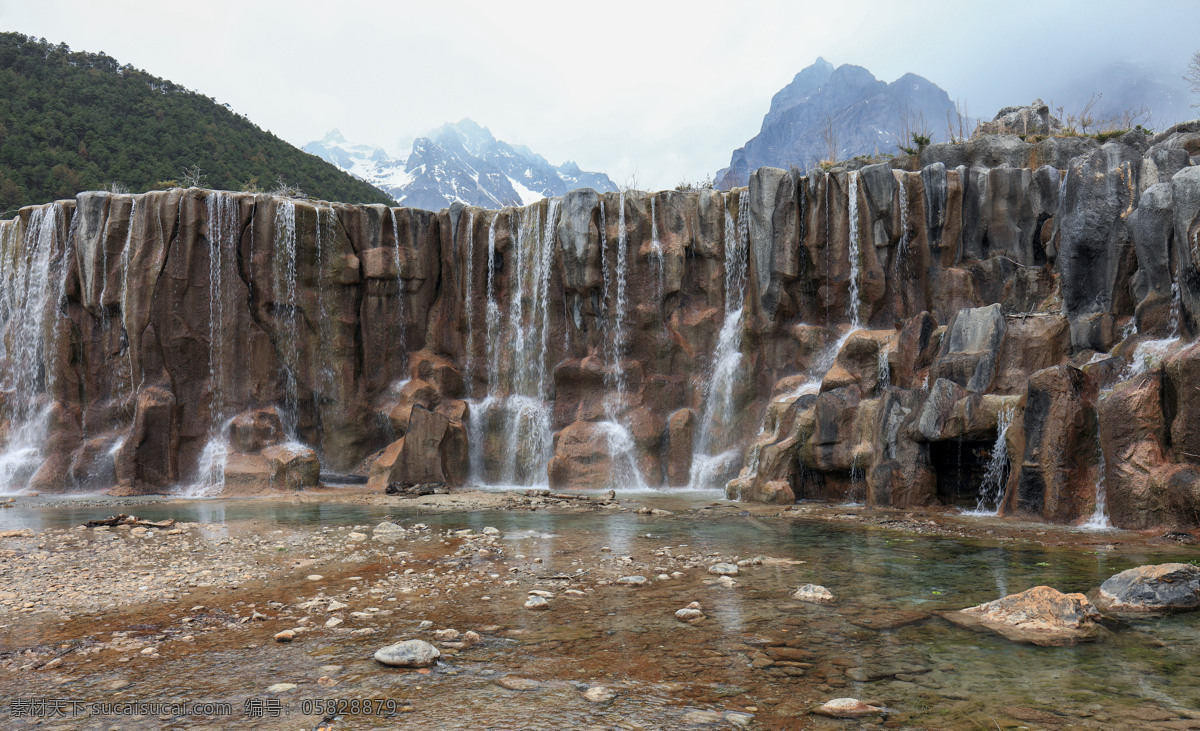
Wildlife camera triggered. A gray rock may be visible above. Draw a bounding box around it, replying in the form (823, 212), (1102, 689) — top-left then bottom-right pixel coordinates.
(615, 575), (648, 586)
(793, 584), (836, 604)
(1056, 142), (1142, 327)
(373, 639), (440, 667)
(707, 563), (739, 576)
(524, 595), (550, 610)
(1097, 563), (1200, 613)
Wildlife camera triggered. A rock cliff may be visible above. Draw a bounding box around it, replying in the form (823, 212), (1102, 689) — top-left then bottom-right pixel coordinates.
(2, 126), (1200, 529)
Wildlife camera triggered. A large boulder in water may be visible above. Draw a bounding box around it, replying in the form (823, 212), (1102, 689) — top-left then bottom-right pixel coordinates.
(1096, 563), (1200, 613)
(229, 408), (284, 454)
(374, 639), (440, 667)
(942, 586), (1104, 646)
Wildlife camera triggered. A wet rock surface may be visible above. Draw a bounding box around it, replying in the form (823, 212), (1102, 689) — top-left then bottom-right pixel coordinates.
(1096, 563), (1200, 613)
(943, 585), (1104, 646)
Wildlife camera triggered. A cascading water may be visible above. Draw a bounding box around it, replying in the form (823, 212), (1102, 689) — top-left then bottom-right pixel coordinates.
(470, 201), (559, 486)
(390, 208), (408, 372)
(688, 190), (749, 489)
(119, 199), (138, 398)
(1081, 442), (1112, 530)
(599, 192), (647, 489)
(273, 199), (300, 437)
(467, 214), (501, 483)
(462, 211), (477, 398)
(649, 196), (665, 303)
(877, 346), (891, 391)
(0, 203), (70, 492)
(847, 171), (862, 328)
(1081, 390), (1114, 531)
(896, 175), (910, 261)
(966, 406), (1013, 515)
(186, 192), (241, 496)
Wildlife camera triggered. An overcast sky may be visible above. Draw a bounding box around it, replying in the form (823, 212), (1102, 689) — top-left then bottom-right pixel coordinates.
(1, 0), (1196, 191)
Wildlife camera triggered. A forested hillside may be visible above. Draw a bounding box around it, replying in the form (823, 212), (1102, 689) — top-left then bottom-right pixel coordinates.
(0, 33), (394, 215)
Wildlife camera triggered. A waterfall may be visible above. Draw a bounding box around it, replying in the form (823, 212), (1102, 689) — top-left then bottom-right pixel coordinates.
(467, 214), (501, 484)
(896, 175), (910, 261)
(273, 199), (300, 437)
(688, 190), (749, 489)
(968, 406), (1013, 515)
(186, 192), (241, 496)
(877, 346), (891, 391)
(462, 211), (477, 398)
(390, 208), (408, 372)
(1082, 391), (1114, 530)
(1081, 444), (1112, 530)
(0, 203), (70, 492)
(600, 192), (646, 489)
(847, 171), (862, 328)
(649, 196), (664, 303)
(470, 201), (559, 486)
(119, 199), (138, 397)
(312, 204), (337, 395)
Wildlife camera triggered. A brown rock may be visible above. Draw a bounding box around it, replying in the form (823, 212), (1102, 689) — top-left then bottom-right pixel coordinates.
(229, 408), (284, 453)
(664, 409), (696, 486)
(261, 443), (320, 489)
(360, 247), (400, 280)
(942, 586), (1104, 646)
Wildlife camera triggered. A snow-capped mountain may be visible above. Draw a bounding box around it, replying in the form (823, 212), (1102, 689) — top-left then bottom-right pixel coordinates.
(303, 120), (617, 211)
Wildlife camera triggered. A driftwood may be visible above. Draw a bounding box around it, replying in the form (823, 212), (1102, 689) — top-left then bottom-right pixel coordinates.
(83, 514), (175, 528)
(523, 489), (616, 503)
(385, 482), (447, 496)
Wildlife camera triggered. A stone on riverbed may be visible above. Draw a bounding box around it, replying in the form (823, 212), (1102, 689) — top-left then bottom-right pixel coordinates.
(708, 563), (739, 576)
(942, 586), (1104, 646)
(584, 685), (616, 703)
(374, 639), (441, 667)
(1095, 563), (1200, 613)
(675, 601), (704, 622)
(616, 575), (648, 586)
(524, 595), (550, 610)
(793, 584), (835, 604)
(814, 698), (885, 718)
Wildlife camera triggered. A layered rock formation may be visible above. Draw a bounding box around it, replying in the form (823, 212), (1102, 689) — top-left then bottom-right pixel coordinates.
(1, 127), (1200, 530)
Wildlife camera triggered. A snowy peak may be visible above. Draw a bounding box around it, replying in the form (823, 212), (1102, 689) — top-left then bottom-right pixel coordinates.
(305, 120), (617, 211)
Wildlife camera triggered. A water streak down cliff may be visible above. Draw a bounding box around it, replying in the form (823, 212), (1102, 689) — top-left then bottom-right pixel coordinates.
(2, 129), (1200, 529)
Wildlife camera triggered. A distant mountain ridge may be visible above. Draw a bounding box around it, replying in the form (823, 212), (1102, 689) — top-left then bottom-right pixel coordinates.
(0, 32), (394, 215)
(304, 120), (617, 211)
(716, 58), (961, 188)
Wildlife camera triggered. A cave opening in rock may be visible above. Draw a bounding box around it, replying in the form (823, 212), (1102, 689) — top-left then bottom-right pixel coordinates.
(930, 438), (998, 507)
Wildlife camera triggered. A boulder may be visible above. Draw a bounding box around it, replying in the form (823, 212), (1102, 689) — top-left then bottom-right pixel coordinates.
(229, 408), (284, 453)
(814, 698), (886, 719)
(262, 443), (320, 489)
(1096, 563), (1200, 613)
(373, 639), (440, 667)
(793, 584), (835, 604)
(942, 586), (1104, 646)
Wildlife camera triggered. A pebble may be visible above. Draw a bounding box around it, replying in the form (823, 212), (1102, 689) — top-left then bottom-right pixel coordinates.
(325, 618), (343, 628)
(793, 584), (835, 604)
(814, 698), (885, 718)
(374, 640), (441, 667)
(584, 685), (616, 703)
(327, 600), (348, 611)
(495, 676), (541, 691)
(265, 683), (297, 694)
(616, 575), (648, 586)
(306, 575), (324, 582)
(675, 601), (704, 622)
(524, 595), (550, 610)
(273, 630), (295, 642)
(707, 563), (739, 576)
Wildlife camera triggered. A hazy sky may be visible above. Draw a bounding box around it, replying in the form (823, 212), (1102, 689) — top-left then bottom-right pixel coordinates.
(1, 0), (1195, 191)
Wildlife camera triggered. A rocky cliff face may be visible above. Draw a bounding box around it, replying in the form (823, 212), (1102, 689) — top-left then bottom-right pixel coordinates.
(3, 126), (1200, 529)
